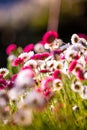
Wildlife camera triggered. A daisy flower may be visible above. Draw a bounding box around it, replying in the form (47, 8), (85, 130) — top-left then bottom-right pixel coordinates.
(13, 108), (32, 126)
(24, 59), (37, 70)
(18, 52), (30, 62)
(53, 79), (63, 91)
(23, 43), (34, 52)
(71, 34), (79, 44)
(71, 81), (83, 93)
(14, 69), (35, 89)
(23, 90), (46, 109)
(12, 57), (24, 66)
(34, 43), (45, 53)
(42, 30), (58, 44)
(0, 68), (9, 77)
(6, 43), (17, 55)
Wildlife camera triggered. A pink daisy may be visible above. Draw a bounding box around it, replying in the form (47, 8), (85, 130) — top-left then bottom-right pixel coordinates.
(40, 52), (50, 60)
(41, 77), (53, 91)
(42, 30), (59, 44)
(23, 44), (34, 52)
(30, 54), (42, 60)
(6, 43), (17, 55)
(68, 60), (77, 72)
(12, 57), (24, 66)
(53, 70), (62, 80)
(77, 69), (84, 80)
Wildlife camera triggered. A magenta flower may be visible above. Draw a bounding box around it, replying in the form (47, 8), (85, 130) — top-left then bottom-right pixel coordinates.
(30, 54), (42, 60)
(53, 70), (62, 79)
(68, 60), (77, 72)
(0, 74), (3, 79)
(0, 78), (7, 89)
(77, 69), (84, 80)
(78, 33), (87, 40)
(6, 43), (17, 55)
(11, 74), (18, 81)
(31, 52), (49, 60)
(12, 57), (24, 66)
(43, 88), (51, 97)
(23, 44), (34, 52)
(42, 30), (59, 44)
(40, 52), (50, 60)
(7, 80), (14, 88)
(41, 77), (53, 91)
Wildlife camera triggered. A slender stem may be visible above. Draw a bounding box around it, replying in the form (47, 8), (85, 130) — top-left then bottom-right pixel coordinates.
(47, 0), (61, 31)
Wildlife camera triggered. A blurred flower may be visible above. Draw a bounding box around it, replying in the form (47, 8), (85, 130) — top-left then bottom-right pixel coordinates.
(12, 57), (24, 66)
(23, 44), (34, 52)
(0, 68), (9, 77)
(13, 107), (33, 126)
(22, 90), (46, 109)
(6, 44), (17, 55)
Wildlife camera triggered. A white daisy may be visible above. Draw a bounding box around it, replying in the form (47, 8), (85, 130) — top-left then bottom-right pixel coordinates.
(13, 107), (32, 126)
(71, 34), (79, 44)
(23, 90), (46, 109)
(34, 43), (45, 53)
(18, 52), (30, 62)
(0, 68), (9, 77)
(71, 81), (83, 93)
(54, 61), (63, 70)
(84, 71), (87, 79)
(7, 54), (16, 62)
(53, 79), (63, 91)
(15, 69), (35, 89)
(24, 59), (37, 69)
(80, 86), (87, 100)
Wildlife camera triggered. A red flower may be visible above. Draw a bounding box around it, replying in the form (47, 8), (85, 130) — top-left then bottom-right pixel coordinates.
(42, 30), (59, 44)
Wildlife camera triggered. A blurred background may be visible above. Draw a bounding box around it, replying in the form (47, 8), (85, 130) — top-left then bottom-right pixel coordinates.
(0, 0), (87, 67)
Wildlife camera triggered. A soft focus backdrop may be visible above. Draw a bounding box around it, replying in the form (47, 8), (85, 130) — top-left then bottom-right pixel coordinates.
(0, 0), (87, 67)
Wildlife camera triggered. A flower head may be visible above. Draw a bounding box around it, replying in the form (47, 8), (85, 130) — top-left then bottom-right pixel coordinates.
(0, 68), (9, 77)
(12, 57), (24, 66)
(23, 44), (34, 52)
(6, 43), (17, 55)
(42, 30), (58, 44)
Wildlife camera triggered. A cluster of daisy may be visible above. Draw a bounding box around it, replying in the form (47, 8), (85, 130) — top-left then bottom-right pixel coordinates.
(0, 31), (87, 126)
